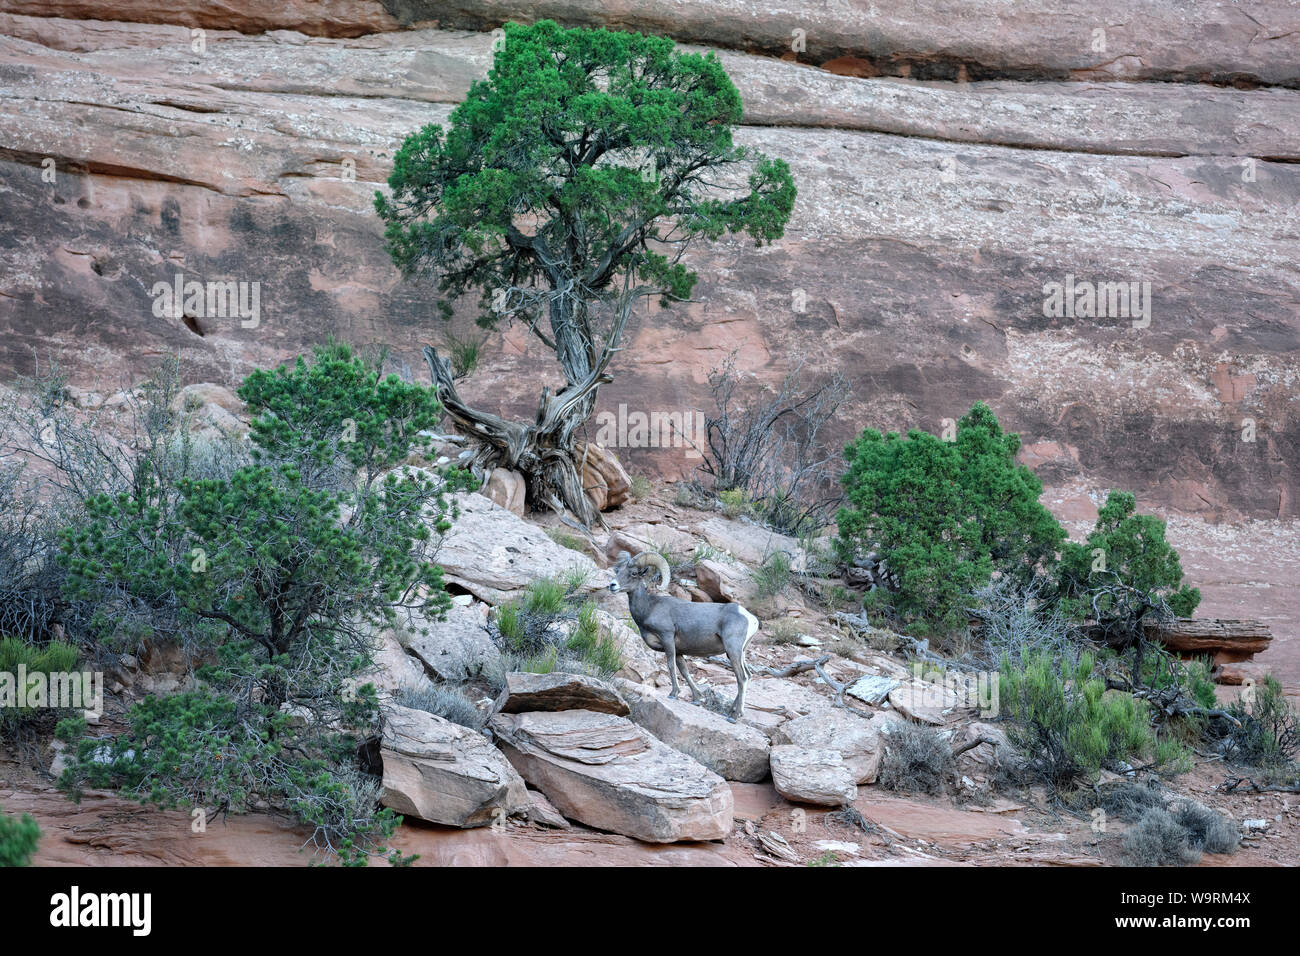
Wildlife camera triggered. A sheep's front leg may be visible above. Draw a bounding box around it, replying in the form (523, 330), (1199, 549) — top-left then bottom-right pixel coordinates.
(676, 655), (703, 703)
(660, 633), (680, 699)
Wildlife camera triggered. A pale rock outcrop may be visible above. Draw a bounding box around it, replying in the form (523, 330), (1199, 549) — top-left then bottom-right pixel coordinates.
(356, 631), (436, 701)
(618, 680), (771, 783)
(772, 708), (903, 784)
(434, 493), (599, 603)
(697, 517), (808, 570)
(888, 677), (977, 726)
(481, 467), (526, 516)
(733, 677), (842, 735)
(693, 558), (757, 604)
(603, 522), (698, 562)
(522, 788), (570, 829)
(769, 746), (859, 806)
(846, 674), (901, 706)
(489, 710), (734, 843)
(396, 600), (500, 682)
(379, 704), (529, 828)
(493, 671), (629, 717)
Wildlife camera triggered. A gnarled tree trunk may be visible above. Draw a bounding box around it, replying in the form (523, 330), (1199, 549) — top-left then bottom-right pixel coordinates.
(422, 346), (610, 526)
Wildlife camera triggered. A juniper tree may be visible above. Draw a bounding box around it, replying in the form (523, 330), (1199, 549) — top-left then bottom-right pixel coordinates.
(1055, 488), (1201, 650)
(375, 19), (796, 523)
(837, 402), (1066, 629)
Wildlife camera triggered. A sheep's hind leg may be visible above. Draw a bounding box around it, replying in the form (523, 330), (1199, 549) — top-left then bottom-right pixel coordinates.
(724, 640), (750, 722)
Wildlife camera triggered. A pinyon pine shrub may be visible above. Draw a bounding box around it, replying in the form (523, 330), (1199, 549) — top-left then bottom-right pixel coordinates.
(999, 650), (1170, 794)
(1055, 489), (1200, 637)
(0, 806), (40, 866)
(57, 343), (474, 863)
(837, 402), (1065, 630)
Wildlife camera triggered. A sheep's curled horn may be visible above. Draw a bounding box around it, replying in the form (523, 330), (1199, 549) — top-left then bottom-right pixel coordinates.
(615, 549), (670, 588)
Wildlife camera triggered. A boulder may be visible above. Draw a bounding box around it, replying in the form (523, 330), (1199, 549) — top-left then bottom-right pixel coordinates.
(619, 681), (771, 783)
(481, 468), (526, 516)
(489, 710), (734, 843)
(379, 705), (529, 828)
(603, 522), (698, 562)
(769, 746), (859, 806)
(523, 789), (571, 829)
(434, 493), (599, 603)
(577, 441), (632, 512)
(693, 558), (757, 604)
(697, 517), (808, 570)
(846, 674), (901, 706)
(732, 677), (841, 735)
(493, 671), (629, 717)
(356, 631), (435, 701)
(887, 677), (975, 726)
(397, 601), (500, 682)
(772, 708), (903, 784)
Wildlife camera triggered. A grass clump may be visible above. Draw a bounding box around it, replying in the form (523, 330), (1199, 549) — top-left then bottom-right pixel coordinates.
(1121, 808), (1203, 866)
(1222, 675), (1299, 769)
(396, 683), (483, 730)
(544, 527), (589, 554)
(490, 575), (623, 685)
(718, 488), (751, 518)
(753, 550), (792, 598)
(877, 722), (956, 796)
(0, 637), (82, 734)
(629, 475), (652, 501)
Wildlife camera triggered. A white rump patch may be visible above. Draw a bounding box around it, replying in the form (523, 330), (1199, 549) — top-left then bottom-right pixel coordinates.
(736, 605), (760, 642)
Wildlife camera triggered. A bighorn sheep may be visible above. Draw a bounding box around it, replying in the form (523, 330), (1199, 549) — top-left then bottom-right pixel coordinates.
(607, 550), (759, 721)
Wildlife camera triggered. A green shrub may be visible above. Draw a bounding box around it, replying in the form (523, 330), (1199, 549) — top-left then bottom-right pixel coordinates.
(492, 576), (622, 680)
(629, 475), (652, 501)
(57, 344), (474, 864)
(753, 550), (792, 598)
(0, 806), (40, 866)
(1055, 489), (1200, 631)
(1223, 675), (1299, 768)
(443, 330), (487, 379)
(838, 403), (1065, 629)
(0, 637), (81, 733)
(999, 651), (1170, 792)
(718, 488), (751, 518)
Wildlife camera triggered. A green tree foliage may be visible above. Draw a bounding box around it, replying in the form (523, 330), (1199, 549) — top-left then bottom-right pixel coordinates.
(1056, 489), (1201, 632)
(376, 19), (795, 346)
(58, 344), (473, 862)
(0, 806), (40, 866)
(837, 402), (1065, 628)
(374, 19), (795, 520)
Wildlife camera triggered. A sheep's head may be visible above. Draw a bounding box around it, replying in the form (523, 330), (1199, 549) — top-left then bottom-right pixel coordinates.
(608, 549), (670, 594)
